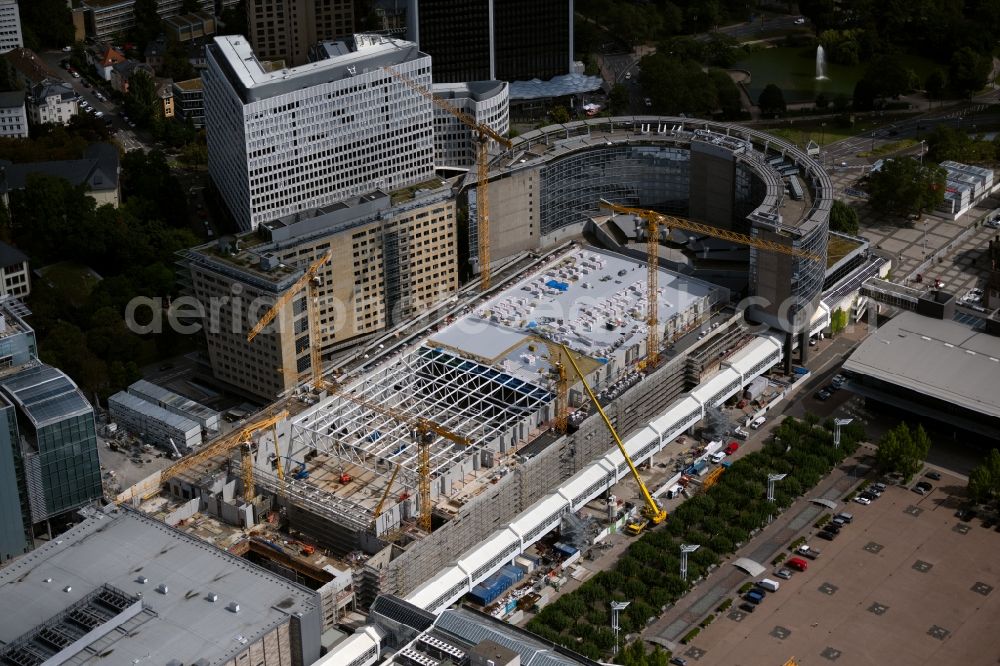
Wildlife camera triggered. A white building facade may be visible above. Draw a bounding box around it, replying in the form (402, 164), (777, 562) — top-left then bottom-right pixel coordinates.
(204, 33), (437, 231)
(431, 81), (509, 169)
(0, 0), (22, 54)
(28, 80), (79, 126)
(0, 92), (27, 138)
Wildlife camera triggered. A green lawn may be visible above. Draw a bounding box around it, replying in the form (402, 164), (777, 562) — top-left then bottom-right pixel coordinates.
(36, 261), (103, 307)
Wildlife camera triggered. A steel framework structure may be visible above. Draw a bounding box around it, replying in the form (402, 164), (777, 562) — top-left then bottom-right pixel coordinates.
(291, 346), (551, 495)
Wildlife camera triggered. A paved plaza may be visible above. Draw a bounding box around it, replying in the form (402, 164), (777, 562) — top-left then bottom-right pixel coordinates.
(665, 476), (1000, 666)
(825, 163), (997, 296)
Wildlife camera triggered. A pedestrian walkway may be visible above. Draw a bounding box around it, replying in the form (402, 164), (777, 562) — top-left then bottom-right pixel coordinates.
(644, 448), (872, 649)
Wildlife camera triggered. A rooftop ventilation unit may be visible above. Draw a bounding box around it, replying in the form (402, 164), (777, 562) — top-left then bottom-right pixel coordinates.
(157, 583), (169, 594)
(137, 576), (148, 584)
(228, 601), (241, 613)
(206, 592), (219, 602)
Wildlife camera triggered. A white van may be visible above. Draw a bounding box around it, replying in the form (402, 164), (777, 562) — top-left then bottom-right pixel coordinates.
(710, 451), (726, 464)
(750, 416), (766, 429)
(758, 578), (780, 592)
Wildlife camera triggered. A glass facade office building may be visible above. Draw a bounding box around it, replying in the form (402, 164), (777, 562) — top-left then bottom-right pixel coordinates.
(0, 355), (101, 563)
(409, 0), (572, 83)
(0, 365), (102, 525)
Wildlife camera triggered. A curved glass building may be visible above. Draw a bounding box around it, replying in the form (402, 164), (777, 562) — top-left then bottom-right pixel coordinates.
(475, 117), (833, 339)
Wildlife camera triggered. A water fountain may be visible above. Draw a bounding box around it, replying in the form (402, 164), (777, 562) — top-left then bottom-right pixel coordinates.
(815, 45), (828, 80)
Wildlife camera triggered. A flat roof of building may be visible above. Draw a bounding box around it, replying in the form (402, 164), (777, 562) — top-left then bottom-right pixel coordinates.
(109, 390), (202, 436)
(210, 33), (427, 103)
(429, 246), (721, 381)
(173, 76), (204, 91)
(842, 310), (1000, 418)
(0, 363), (92, 428)
(129, 378), (220, 426)
(0, 506), (319, 665)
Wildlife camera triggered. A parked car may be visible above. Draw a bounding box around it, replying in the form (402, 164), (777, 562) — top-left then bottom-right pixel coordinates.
(738, 602), (756, 613)
(817, 530), (836, 541)
(859, 491), (877, 501)
(822, 523), (841, 534)
(787, 557), (808, 571)
(915, 481), (933, 492)
(956, 508), (976, 521)
(725, 441), (739, 455)
(832, 374), (846, 388)
(854, 496), (871, 505)
(794, 17), (806, 24)
(865, 486), (882, 497)
(775, 568), (792, 580)
(815, 389), (831, 401)
(925, 471), (941, 480)
(835, 512), (853, 523)
(872, 482), (887, 492)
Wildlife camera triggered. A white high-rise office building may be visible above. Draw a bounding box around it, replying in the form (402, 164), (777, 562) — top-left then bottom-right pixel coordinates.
(204, 33), (436, 231)
(0, 0), (23, 54)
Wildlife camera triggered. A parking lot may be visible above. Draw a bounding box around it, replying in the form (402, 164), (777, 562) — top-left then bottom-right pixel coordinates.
(678, 473), (1000, 665)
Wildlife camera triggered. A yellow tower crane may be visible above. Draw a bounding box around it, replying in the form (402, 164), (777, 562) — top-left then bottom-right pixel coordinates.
(382, 65), (513, 291)
(247, 251), (333, 390)
(560, 344), (667, 532)
(119, 410), (289, 505)
(324, 382), (471, 533)
(534, 337), (575, 434)
(371, 462), (402, 531)
(598, 200), (823, 370)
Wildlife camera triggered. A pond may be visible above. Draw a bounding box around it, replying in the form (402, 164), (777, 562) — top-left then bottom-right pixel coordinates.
(735, 47), (937, 105)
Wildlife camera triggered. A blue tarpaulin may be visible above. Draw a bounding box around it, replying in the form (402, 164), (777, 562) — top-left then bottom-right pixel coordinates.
(545, 280), (569, 292)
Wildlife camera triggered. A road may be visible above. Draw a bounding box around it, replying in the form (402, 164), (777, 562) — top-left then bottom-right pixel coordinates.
(37, 48), (148, 153)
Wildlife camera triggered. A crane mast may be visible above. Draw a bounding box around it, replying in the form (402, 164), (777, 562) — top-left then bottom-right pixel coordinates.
(598, 200), (822, 369)
(382, 65), (513, 290)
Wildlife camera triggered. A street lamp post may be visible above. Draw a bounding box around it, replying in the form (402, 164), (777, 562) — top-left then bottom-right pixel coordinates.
(680, 544), (700, 581)
(833, 418), (853, 448)
(767, 473), (786, 523)
(610, 601), (630, 655)
(767, 473), (786, 502)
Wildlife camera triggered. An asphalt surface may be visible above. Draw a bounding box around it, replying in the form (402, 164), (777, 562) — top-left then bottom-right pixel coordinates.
(38, 48), (148, 152)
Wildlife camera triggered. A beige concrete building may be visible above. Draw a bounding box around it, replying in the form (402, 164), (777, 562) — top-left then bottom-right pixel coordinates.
(246, 0), (354, 66)
(181, 185), (458, 398)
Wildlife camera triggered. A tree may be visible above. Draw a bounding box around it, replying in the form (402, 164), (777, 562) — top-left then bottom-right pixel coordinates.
(18, 0), (74, 50)
(640, 53), (719, 116)
(925, 69), (947, 99)
(829, 200), (859, 235)
(133, 0), (161, 50)
(550, 106), (571, 124)
(798, 0), (838, 33)
(124, 69), (160, 128)
(709, 69), (742, 119)
(220, 0), (248, 36)
(866, 55), (917, 100)
(867, 158), (947, 218)
(949, 47), (991, 98)
(875, 422), (931, 481)
(966, 449), (1000, 505)
(852, 77), (877, 111)
(829, 307), (849, 335)
(758, 84), (786, 116)
(609, 84), (629, 114)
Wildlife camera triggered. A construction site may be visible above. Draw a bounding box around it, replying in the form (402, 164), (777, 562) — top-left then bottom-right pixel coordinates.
(102, 114), (896, 665)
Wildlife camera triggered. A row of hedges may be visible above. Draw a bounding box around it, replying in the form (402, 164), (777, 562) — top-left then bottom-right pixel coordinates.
(526, 415), (865, 662)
